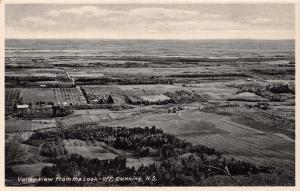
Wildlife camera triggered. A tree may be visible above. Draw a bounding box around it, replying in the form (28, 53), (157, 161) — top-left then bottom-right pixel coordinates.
(107, 95), (114, 104)
(150, 126), (156, 134)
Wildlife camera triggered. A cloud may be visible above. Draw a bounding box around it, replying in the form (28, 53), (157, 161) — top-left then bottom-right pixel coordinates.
(12, 6), (231, 33)
(5, 5), (294, 39)
(46, 6), (125, 18)
(128, 8), (199, 20)
(20, 17), (57, 29)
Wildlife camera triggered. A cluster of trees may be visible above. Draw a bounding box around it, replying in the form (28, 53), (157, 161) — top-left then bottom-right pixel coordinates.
(113, 126), (193, 158)
(245, 103), (270, 110)
(93, 95), (115, 104)
(53, 105), (74, 117)
(26, 126), (218, 159)
(165, 90), (206, 104)
(266, 84), (295, 94)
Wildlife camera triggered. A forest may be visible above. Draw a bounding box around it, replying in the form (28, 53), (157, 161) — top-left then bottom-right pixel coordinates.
(14, 125), (275, 186)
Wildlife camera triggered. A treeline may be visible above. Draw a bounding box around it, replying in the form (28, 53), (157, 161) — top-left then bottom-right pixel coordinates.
(75, 77), (173, 85)
(5, 81), (75, 88)
(251, 68), (295, 76)
(6, 76), (56, 88)
(6, 64), (53, 69)
(168, 73), (249, 78)
(5, 76), (56, 82)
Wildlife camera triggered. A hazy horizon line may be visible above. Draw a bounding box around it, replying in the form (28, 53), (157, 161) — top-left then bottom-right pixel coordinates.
(5, 38), (295, 41)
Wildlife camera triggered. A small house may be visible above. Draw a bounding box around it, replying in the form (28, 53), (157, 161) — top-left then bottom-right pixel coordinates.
(16, 104), (30, 115)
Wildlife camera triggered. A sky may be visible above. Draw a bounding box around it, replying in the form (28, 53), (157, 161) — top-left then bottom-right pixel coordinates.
(5, 4), (295, 39)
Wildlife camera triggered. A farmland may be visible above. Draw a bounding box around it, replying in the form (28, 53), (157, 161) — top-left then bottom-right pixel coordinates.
(5, 87), (87, 108)
(21, 88), (56, 105)
(98, 108), (294, 172)
(6, 119), (57, 141)
(81, 85), (125, 104)
(5, 39), (295, 186)
(54, 87), (87, 106)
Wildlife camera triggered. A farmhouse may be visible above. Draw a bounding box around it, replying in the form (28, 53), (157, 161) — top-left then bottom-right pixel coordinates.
(168, 107), (176, 113)
(91, 99), (100, 104)
(168, 106), (184, 113)
(55, 101), (69, 106)
(16, 104), (30, 115)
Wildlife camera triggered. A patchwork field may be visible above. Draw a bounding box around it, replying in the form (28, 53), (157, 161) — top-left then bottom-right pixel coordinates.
(6, 87), (87, 106)
(67, 69), (105, 79)
(5, 39), (295, 186)
(54, 87), (87, 105)
(81, 85), (125, 104)
(119, 84), (181, 96)
(119, 83), (236, 101)
(60, 107), (159, 127)
(99, 109), (294, 172)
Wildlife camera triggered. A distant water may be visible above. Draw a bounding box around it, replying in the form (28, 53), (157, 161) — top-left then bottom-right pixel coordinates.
(5, 39), (295, 58)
